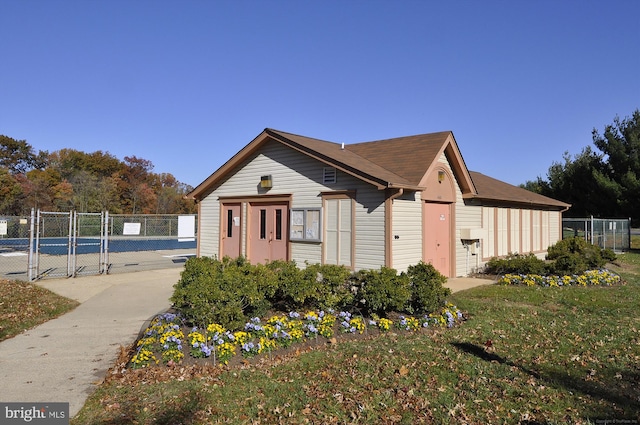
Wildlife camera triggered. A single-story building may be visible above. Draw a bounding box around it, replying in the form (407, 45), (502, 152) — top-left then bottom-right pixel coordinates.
(187, 129), (570, 277)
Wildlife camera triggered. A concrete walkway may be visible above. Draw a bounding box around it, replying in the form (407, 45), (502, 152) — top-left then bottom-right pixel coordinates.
(445, 276), (496, 293)
(0, 269), (493, 419)
(0, 268), (182, 418)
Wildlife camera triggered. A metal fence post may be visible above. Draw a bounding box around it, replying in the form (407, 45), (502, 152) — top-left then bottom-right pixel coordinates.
(69, 211), (75, 277)
(28, 208), (35, 281)
(34, 209), (41, 280)
(102, 211), (110, 274)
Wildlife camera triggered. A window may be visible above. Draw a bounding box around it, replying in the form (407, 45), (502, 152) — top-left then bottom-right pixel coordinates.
(290, 208), (321, 242)
(323, 167), (337, 184)
(259, 209), (266, 240)
(275, 209), (282, 240)
(227, 209), (233, 238)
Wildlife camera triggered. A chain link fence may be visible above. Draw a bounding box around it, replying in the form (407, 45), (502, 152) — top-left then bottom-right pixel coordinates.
(563, 217), (631, 252)
(0, 215), (31, 280)
(105, 214), (196, 274)
(0, 211), (197, 281)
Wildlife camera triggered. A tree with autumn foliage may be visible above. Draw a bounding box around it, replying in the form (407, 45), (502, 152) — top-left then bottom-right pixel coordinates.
(0, 135), (195, 215)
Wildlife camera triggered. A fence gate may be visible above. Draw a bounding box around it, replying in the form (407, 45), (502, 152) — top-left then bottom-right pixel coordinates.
(29, 210), (108, 280)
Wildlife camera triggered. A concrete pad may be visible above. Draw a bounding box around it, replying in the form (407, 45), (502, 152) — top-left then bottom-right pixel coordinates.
(445, 277), (496, 293)
(0, 268), (182, 418)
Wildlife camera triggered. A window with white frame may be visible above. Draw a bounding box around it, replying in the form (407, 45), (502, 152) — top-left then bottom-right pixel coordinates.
(290, 208), (321, 242)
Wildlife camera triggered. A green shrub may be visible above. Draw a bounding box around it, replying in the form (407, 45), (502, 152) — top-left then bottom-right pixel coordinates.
(405, 261), (450, 314)
(300, 263), (354, 311)
(266, 260), (303, 310)
(546, 237), (614, 275)
(268, 261), (353, 311)
(171, 256), (274, 329)
(171, 258), (455, 328)
(484, 253), (548, 275)
(350, 267), (411, 316)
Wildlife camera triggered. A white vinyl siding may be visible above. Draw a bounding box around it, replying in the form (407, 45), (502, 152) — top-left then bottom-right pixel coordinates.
(391, 191), (423, 272)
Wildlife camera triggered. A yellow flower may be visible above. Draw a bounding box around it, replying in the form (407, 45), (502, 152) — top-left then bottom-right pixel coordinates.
(207, 323), (225, 336)
(378, 318), (393, 331)
(233, 331), (250, 345)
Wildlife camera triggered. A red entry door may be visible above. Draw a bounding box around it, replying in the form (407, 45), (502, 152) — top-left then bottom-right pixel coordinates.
(249, 203), (288, 264)
(423, 202), (451, 277)
(221, 203), (241, 259)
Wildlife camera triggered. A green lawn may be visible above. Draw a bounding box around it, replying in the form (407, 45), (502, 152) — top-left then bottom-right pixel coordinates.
(73, 253), (640, 424)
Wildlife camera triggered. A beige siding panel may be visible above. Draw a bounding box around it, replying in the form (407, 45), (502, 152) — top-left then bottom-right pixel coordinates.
(510, 209), (520, 254)
(325, 199), (339, 265)
(496, 208), (508, 256)
(353, 188), (386, 270)
(198, 195), (220, 258)
(483, 207), (495, 258)
(542, 210), (550, 249)
(339, 199), (353, 266)
(532, 210), (541, 251)
(549, 211), (561, 244)
(392, 191), (423, 272)
(521, 210), (531, 253)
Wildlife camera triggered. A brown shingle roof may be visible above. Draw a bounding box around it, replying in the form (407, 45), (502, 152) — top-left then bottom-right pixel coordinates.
(346, 132), (451, 185)
(469, 171), (570, 209)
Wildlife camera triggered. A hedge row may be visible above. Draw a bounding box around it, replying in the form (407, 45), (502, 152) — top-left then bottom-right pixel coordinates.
(484, 237), (617, 276)
(171, 257), (450, 330)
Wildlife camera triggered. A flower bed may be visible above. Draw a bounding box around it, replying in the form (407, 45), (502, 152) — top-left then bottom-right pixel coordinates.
(497, 269), (622, 287)
(130, 304), (464, 369)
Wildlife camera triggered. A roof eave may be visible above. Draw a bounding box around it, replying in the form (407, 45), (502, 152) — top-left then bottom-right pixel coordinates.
(465, 194), (571, 210)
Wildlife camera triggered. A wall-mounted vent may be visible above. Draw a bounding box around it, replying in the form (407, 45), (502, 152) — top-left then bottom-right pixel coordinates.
(323, 167), (337, 184)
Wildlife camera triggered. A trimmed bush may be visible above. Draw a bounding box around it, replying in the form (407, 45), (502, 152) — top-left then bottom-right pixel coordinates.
(406, 261), (451, 315)
(300, 263), (354, 311)
(546, 237), (615, 275)
(171, 256), (274, 329)
(268, 261), (354, 311)
(484, 252), (548, 275)
(171, 258), (452, 329)
(350, 267), (411, 316)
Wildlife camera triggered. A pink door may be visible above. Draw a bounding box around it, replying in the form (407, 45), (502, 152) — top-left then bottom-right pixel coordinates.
(249, 203), (288, 264)
(423, 202), (451, 277)
(222, 203), (241, 258)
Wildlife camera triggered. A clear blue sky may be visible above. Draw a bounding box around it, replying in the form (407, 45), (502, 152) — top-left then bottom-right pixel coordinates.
(2, 0), (638, 188)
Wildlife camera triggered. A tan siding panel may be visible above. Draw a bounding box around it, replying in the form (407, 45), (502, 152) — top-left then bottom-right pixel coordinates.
(510, 209), (520, 254)
(497, 208), (508, 256)
(353, 188), (386, 269)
